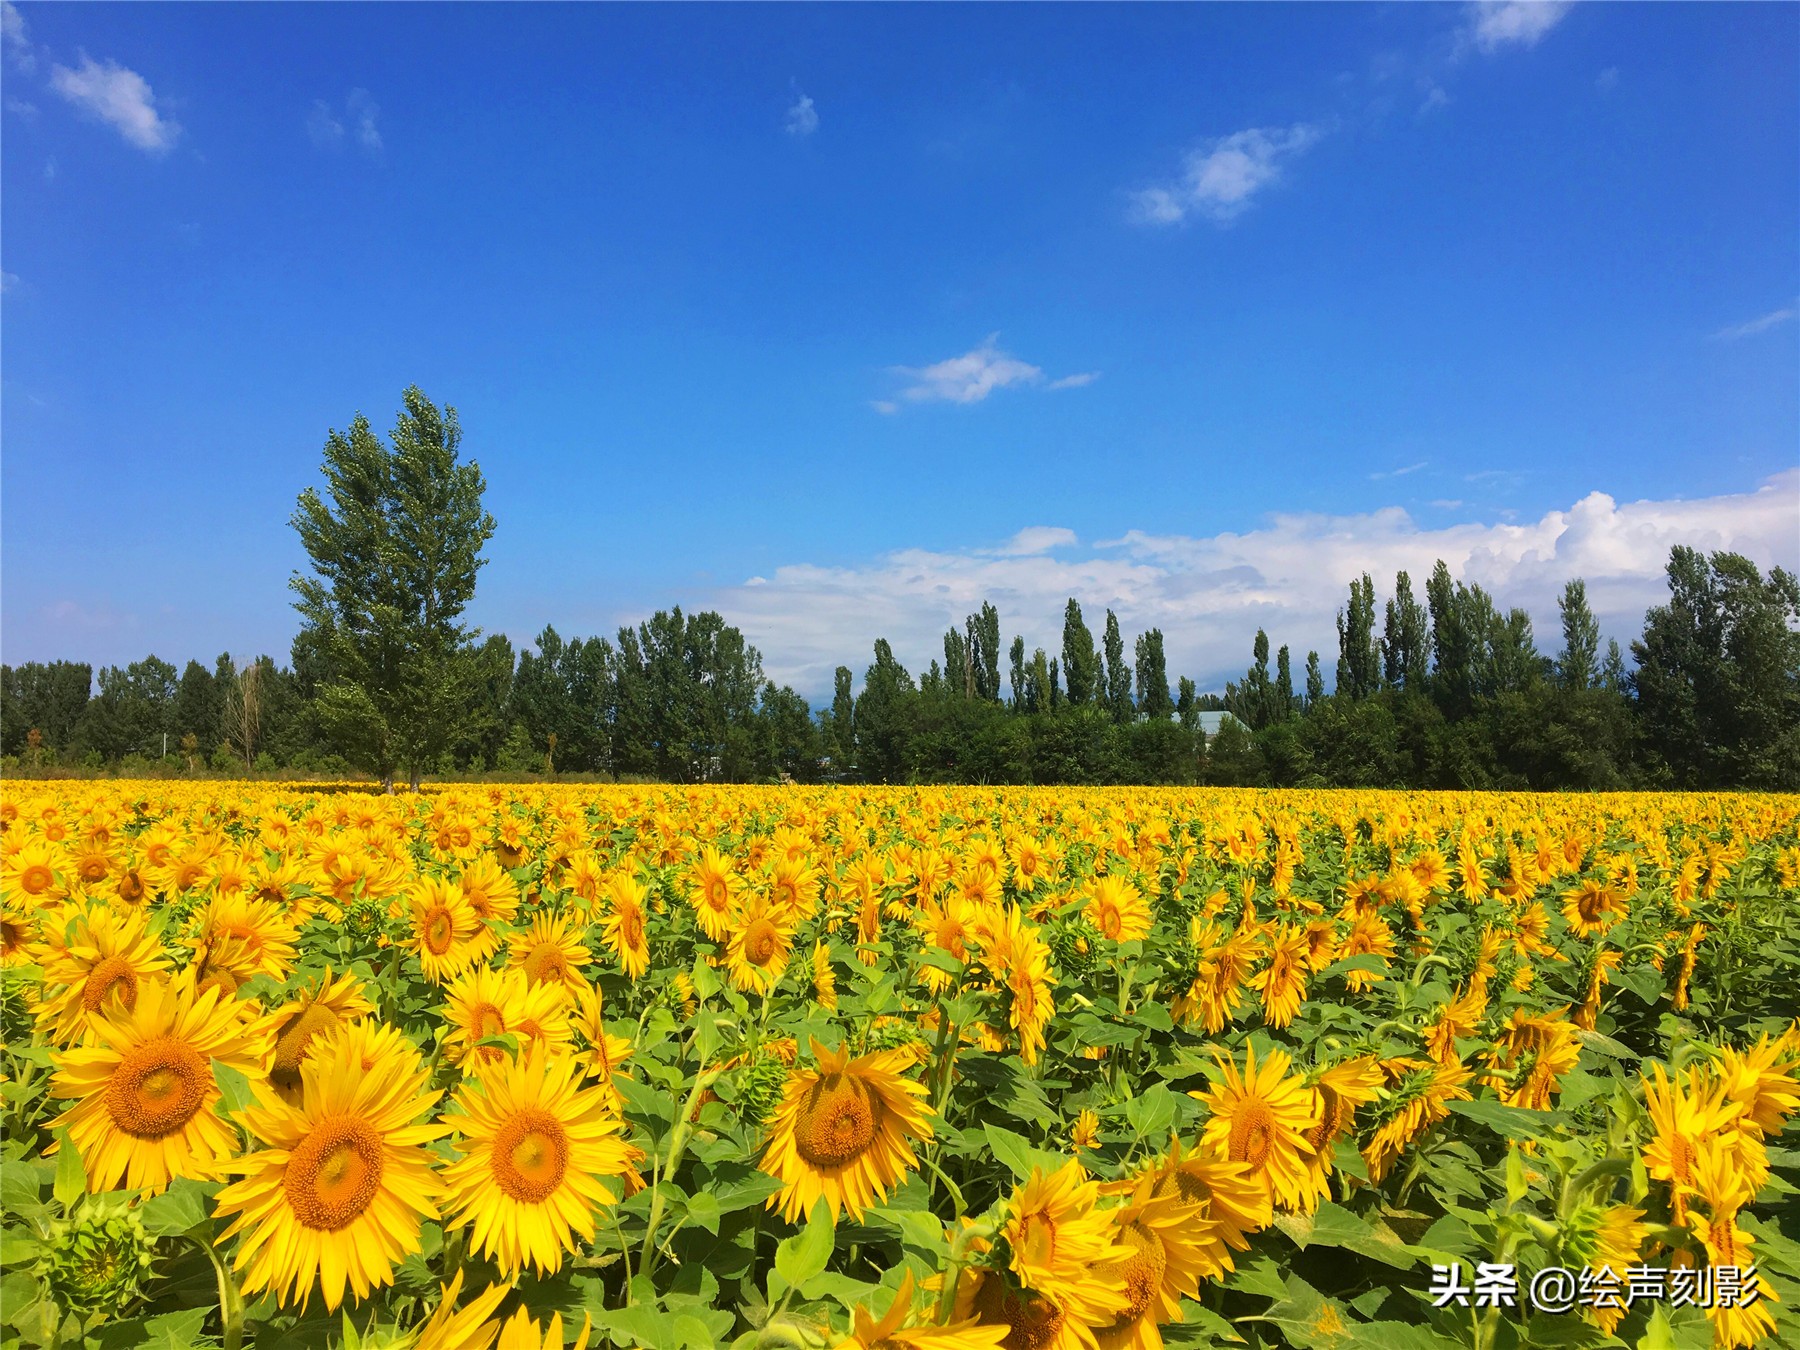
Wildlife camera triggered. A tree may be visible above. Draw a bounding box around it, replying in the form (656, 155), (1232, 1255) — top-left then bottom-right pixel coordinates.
(1176, 676), (1198, 730)
(1102, 610), (1133, 722)
(1274, 645), (1295, 721)
(1382, 570), (1430, 691)
(826, 666), (856, 771)
(1304, 651), (1324, 707)
(1631, 547), (1800, 788)
(1061, 600), (1098, 706)
(291, 387), (497, 788)
(1335, 574), (1380, 700)
(0, 661), (91, 756)
(1008, 637), (1027, 711)
(1227, 631), (1274, 730)
(855, 640), (916, 783)
(1557, 578), (1601, 691)
(1134, 628), (1173, 720)
(221, 657), (265, 771)
(968, 603), (1002, 702)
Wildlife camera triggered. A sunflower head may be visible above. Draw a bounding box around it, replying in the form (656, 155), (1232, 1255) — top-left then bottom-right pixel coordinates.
(44, 1194), (157, 1315)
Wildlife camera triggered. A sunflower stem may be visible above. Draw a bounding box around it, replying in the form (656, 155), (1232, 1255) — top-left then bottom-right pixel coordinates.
(190, 1232), (246, 1350)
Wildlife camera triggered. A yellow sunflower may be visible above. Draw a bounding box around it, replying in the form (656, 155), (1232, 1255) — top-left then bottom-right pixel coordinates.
(839, 1270), (1009, 1350)
(441, 1044), (633, 1275)
(212, 1031), (446, 1310)
(268, 967), (375, 1103)
(491, 1307), (591, 1350)
(31, 904), (172, 1045)
(410, 1270), (512, 1350)
(1641, 1062), (1742, 1222)
(1561, 878), (1624, 939)
(760, 1038), (934, 1222)
(2, 838), (69, 904)
(600, 872), (651, 981)
(726, 894), (795, 996)
(1362, 1058), (1473, 1183)
(1001, 1162), (1131, 1326)
(440, 965), (574, 1071)
(1086, 873), (1151, 944)
(1147, 1140), (1269, 1280)
(1296, 1056), (1383, 1211)
(1191, 1044), (1319, 1211)
(688, 846), (741, 941)
(1092, 1175), (1213, 1350)
(1249, 924), (1310, 1030)
(506, 910), (592, 991)
(49, 968), (274, 1193)
(408, 876), (483, 983)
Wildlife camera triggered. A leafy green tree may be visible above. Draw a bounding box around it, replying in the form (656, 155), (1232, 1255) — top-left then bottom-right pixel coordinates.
(1274, 645), (1295, 722)
(1426, 560), (1479, 717)
(826, 666), (855, 771)
(171, 660), (222, 756)
(855, 640), (917, 783)
(0, 661), (92, 756)
(1008, 637), (1027, 711)
(1102, 610), (1133, 723)
(1335, 574), (1380, 699)
(942, 626), (970, 698)
(1382, 570), (1430, 690)
(1176, 676), (1198, 730)
(291, 387), (497, 787)
(1060, 600), (1098, 706)
(1557, 578), (1602, 691)
(1134, 628), (1172, 719)
(1227, 630), (1274, 730)
(969, 603), (1002, 702)
(1304, 651), (1324, 707)
(1631, 547), (1800, 788)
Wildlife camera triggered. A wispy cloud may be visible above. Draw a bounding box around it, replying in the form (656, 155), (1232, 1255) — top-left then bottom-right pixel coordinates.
(308, 89), (381, 154)
(49, 53), (179, 153)
(1710, 306), (1797, 342)
(1131, 123), (1324, 226)
(1, 270), (18, 293)
(883, 336), (1098, 409)
(1465, 1), (1574, 54)
(694, 472), (1800, 696)
(784, 90), (818, 138)
(2, 1), (33, 73)
(1369, 461), (1429, 481)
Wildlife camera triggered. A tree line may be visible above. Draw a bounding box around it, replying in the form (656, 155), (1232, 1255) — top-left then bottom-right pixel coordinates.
(4, 544), (1794, 789)
(5, 386), (1792, 789)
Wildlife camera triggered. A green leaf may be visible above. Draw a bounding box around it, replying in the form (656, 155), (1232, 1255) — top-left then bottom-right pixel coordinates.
(983, 1123), (1067, 1184)
(774, 1200), (834, 1290)
(680, 1190), (722, 1235)
(212, 1058), (258, 1116)
(140, 1178), (215, 1236)
(1446, 1097), (1567, 1138)
(52, 1131), (86, 1206)
(93, 1308), (211, 1350)
(1615, 966), (1665, 1006)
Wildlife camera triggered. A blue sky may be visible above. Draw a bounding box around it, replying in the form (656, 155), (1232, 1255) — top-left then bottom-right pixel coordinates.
(3, 1), (1796, 697)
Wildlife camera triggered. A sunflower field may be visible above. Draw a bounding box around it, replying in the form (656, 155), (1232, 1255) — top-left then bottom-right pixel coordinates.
(1, 784), (1797, 1350)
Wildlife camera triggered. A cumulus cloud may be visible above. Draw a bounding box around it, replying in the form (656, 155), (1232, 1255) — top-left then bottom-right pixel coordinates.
(1711, 306), (1797, 341)
(1466, 1), (1573, 53)
(785, 91), (818, 137)
(884, 336), (1097, 408)
(1131, 123), (1323, 226)
(690, 472), (1800, 697)
(309, 89), (381, 153)
(49, 53), (179, 153)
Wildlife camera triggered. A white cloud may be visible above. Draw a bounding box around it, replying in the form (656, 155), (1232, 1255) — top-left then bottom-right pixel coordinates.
(1596, 67), (1620, 92)
(1131, 123), (1323, 226)
(6, 95), (37, 117)
(785, 91), (818, 137)
(1370, 461), (1429, 481)
(48, 54), (179, 153)
(1, 270), (17, 292)
(1418, 85), (1451, 116)
(1467, 1), (1573, 54)
(2, 1), (33, 73)
(1710, 306), (1797, 341)
(870, 399), (900, 416)
(884, 336), (1098, 409)
(306, 100), (343, 147)
(346, 88), (380, 152)
(690, 472), (1800, 697)
(986, 527), (1079, 557)
(309, 90), (381, 153)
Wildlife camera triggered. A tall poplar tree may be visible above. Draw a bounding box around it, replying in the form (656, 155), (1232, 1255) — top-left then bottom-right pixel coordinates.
(291, 386), (497, 788)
